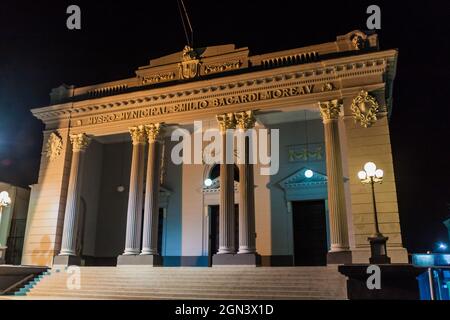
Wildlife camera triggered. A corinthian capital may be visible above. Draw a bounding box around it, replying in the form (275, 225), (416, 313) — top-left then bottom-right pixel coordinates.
(235, 110), (256, 130)
(70, 133), (91, 152)
(145, 123), (164, 143)
(216, 113), (236, 132)
(129, 125), (147, 145)
(318, 99), (342, 122)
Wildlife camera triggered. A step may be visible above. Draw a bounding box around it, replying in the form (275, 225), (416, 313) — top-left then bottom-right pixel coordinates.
(35, 280), (346, 289)
(31, 283), (346, 293)
(39, 273), (346, 280)
(22, 266), (347, 300)
(48, 268), (341, 275)
(27, 290), (345, 300)
(29, 287), (343, 296)
(33, 279), (346, 287)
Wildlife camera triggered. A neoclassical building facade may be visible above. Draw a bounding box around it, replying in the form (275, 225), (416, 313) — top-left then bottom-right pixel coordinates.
(22, 30), (408, 267)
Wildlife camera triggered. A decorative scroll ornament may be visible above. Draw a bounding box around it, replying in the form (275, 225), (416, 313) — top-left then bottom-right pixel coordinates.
(216, 113), (236, 132)
(45, 132), (63, 160)
(234, 110), (256, 130)
(145, 123), (164, 143)
(351, 31), (368, 50)
(178, 46), (200, 79)
(351, 90), (379, 128)
(318, 99), (342, 122)
(129, 125), (146, 145)
(69, 133), (91, 152)
(288, 144), (324, 162)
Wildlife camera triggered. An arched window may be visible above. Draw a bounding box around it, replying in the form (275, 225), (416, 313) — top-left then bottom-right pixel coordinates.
(209, 164), (239, 182)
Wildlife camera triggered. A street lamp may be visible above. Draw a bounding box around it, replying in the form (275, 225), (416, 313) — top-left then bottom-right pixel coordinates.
(0, 191), (12, 265)
(358, 162), (391, 264)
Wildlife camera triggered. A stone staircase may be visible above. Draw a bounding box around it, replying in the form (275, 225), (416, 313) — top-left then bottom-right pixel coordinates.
(14, 266), (348, 300)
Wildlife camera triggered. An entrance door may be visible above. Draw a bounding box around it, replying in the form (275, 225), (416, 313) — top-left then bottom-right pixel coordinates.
(292, 200), (327, 266)
(208, 205), (239, 266)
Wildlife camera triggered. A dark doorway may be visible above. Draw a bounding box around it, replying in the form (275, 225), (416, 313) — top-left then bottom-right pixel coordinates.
(292, 200), (327, 266)
(208, 204), (239, 266)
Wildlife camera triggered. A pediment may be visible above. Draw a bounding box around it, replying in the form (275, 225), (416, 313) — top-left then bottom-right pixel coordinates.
(160, 186), (172, 196)
(277, 167), (327, 190)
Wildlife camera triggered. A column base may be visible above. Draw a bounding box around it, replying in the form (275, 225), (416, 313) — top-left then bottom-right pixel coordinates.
(212, 253), (261, 266)
(53, 255), (81, 266)
(327, 250), (352, 265)
(117, 254), (162, 266)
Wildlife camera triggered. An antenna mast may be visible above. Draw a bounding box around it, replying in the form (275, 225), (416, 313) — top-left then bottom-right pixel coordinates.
(177, 0), (194, 47)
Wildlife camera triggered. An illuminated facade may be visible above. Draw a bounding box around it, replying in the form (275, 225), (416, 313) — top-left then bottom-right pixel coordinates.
(22, 30), (408, 267)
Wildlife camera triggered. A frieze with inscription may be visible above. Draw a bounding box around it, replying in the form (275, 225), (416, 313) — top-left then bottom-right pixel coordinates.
(204, 61), (242, 74)
(142, 72), (175, 84)
(85, 84), (319, 125)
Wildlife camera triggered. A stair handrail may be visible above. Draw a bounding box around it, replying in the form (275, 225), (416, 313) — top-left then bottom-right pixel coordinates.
(0, 273), (37, 295)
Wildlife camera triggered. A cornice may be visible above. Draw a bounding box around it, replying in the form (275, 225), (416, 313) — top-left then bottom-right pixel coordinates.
(31, 50), (396, 124)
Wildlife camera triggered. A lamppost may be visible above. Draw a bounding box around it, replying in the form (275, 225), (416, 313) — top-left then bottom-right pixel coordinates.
(358, 162), (391, 264)
(0, 191), (12, 264)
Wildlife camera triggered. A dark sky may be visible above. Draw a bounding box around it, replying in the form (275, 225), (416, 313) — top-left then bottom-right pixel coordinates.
(1, 0), (449, 253)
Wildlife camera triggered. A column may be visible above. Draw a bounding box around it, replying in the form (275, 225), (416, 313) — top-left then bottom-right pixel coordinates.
(141, 123), (163, 259)
(235, 111), (257, 254)
(122, 125), (146, 255)
(319, 100), (351, 263)
(216, 113), (236, 254)
(58, 133), (90, 260)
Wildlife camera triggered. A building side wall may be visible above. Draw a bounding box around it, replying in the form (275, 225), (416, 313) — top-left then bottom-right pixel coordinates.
(342, 96), (408, 263)
(21, 129), (72, 266)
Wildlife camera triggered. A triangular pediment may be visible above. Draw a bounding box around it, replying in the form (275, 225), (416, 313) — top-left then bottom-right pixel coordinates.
(277, 167), (327, 190)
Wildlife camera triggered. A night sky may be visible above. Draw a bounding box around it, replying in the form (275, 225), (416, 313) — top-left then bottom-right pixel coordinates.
(1, 1), (449, 253)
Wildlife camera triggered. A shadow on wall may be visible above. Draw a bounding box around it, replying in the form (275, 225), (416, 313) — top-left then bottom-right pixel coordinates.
(31, 235), (53, 266)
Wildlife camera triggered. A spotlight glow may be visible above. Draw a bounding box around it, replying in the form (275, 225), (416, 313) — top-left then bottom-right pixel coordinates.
(304, 169), (314, 178)
(364, 162), (377, 177)
(358, 170), (367, 180)
(204, 178), (213, 187)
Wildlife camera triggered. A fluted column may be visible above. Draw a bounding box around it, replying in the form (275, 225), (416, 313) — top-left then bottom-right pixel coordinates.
(59, 133), (91, 256)
(141, 123), (163, 255)
(235, 111), (257, 254)
(216, 113), (236, 254)
(123, 125), (146, 255)
(319, 100), (351, 259)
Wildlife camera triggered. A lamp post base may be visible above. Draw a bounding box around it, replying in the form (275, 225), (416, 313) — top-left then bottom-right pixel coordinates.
(368, 235), (391, 264)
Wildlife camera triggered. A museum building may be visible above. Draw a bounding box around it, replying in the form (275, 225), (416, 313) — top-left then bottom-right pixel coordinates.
(21, 30), (408, 267)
